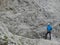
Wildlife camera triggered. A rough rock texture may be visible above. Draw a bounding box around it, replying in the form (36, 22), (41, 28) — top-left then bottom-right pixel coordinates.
(0, 0), (60, 45)
(0, 22), (60, 45)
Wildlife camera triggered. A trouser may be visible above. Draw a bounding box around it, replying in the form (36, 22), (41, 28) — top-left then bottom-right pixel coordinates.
(45, 31), (51, 40)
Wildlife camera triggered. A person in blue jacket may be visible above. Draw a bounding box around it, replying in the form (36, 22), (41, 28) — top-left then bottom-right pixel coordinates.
(45, 23), (52, 40)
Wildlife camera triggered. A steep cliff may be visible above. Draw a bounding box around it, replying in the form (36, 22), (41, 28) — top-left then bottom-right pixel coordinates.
(0, 0), (60, 45)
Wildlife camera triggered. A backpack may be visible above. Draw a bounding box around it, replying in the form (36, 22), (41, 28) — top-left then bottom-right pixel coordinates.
(47, 25), (52, 31)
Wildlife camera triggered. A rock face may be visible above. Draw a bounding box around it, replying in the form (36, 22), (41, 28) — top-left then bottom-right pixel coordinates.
(0, 0), (60, 45)
(0, 22), (60, 45)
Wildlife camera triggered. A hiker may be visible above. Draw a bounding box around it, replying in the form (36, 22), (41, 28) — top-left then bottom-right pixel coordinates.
(45, 23), (52, 40)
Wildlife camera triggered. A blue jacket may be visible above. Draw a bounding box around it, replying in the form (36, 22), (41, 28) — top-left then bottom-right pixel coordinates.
(47, 25), (52, 31)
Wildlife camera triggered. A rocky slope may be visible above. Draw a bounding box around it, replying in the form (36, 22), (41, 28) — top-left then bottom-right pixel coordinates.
(0, 0), (60, 45)
(0, 22), (60, 45)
